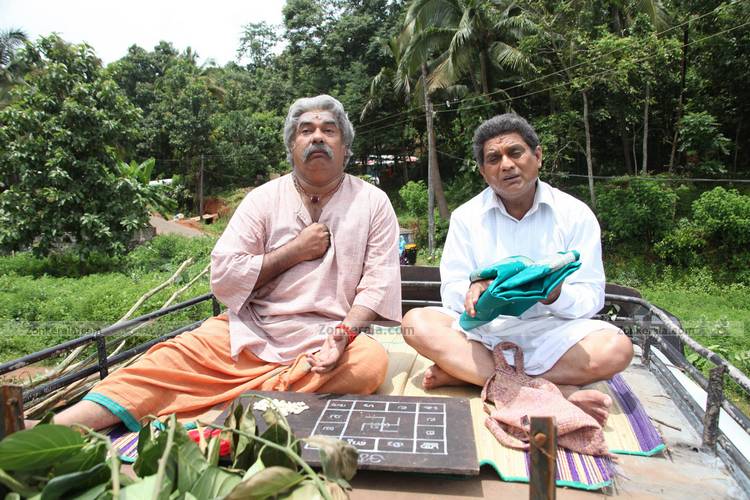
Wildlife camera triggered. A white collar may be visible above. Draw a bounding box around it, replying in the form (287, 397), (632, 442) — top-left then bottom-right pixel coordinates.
(479, 179), (554, 221)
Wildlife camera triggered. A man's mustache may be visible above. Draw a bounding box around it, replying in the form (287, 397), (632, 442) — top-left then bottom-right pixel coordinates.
(303, 143), (334, 161)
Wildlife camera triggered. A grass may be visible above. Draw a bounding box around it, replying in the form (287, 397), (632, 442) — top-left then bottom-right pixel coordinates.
(0, 235), (217, 362)
(606, 256), (750, 412)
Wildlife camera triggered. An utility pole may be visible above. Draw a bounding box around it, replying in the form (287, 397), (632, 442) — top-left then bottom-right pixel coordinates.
(199, 155), (204, 217)
(421, 64), (436, 260)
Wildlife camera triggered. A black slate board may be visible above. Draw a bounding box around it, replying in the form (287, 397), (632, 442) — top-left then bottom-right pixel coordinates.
(216, 391), (479, 476)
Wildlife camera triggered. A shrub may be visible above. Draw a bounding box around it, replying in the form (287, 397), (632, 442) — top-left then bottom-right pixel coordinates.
(677, 111), (731, 176)
(656, 187), (750, 279)
(399, 180), (428, 217)
(124, 234), (215, 275)
(596, 177), (678, 247)
(0, 35), (148, 257)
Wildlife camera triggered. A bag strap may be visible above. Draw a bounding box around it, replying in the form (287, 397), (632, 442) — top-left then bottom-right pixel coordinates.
(492, 341), (525, 373)
(481, 341), (525, 403)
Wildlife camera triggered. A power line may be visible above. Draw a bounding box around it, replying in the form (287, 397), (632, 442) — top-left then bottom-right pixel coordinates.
(145, 16), (750, 170)
(355, 1), (736, 133)
(547, 173), (750, 184)
(435, 18), (750, 116)
(430, 2), (738, 110)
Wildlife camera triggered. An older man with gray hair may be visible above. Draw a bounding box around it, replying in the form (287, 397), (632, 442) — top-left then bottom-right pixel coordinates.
(402, 113), (633, 424)
(49, 95), (400, 432)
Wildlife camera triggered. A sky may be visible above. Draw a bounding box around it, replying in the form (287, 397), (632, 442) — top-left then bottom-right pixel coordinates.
(1, 0), (286, 66)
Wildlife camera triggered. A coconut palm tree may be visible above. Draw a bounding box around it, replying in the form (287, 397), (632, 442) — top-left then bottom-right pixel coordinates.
(0, 28), (28, 105)
(402, 0), (533, 96)
(0, 28), (27, 68)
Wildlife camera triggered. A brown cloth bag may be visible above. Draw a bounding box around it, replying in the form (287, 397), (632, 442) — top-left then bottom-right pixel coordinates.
(481, 341), (609, 456)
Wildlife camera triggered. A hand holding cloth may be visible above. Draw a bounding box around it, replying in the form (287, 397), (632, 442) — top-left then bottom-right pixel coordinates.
(459, 251), (581, 330)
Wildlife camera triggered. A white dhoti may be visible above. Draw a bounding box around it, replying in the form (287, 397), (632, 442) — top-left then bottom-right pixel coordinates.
(429, 307), (620, 375)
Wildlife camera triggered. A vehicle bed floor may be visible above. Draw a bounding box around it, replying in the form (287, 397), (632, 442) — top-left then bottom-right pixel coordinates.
(348, 333), (744, 499)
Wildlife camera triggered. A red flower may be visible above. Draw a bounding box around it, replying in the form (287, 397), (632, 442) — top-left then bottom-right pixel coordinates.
(187, 428), (232, 456)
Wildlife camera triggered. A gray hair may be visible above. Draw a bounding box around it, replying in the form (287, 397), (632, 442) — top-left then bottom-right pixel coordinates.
(472, 113), (540, 167)
(284, 94), (355, 165)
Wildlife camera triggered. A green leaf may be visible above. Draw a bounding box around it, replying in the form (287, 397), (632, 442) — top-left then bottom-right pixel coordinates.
(188, 466), (241, 499)
(134, 425), (166, 478)
(303, 436), (358, 481)
(279, 480), (324, 500)
(119, 474), (173, 500)
(256, 425), (298, 470)
(226, 402), (244, 456)
(41, 462), (110, 500)
(205, 436), (221, 466)
(172, 423), (208, 492)
(242, 457), (265, 481)
(68, 482), (108, 500)
(0, 425), (85, 471)
(0, 468), (38, 497)
(232, 401), (257, 470)
(38, 412), (55, 426)
(53, 440), (106, 475)
(225, 466), (304, 500)
(136, 421), (152, 456)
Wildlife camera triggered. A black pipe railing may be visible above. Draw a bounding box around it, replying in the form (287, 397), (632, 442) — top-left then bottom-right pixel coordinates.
(23, 320), (205, 402)
(0, 293), (216, 376)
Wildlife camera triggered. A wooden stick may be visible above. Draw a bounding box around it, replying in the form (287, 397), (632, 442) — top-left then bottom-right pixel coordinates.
(115, 257), (194, 324)
(30, 258), (197, 388)
(529, 417), (557, 500)
(1, 385), (25, 437)
(23, 259), (200, 413)
(101, 263), (210, 361)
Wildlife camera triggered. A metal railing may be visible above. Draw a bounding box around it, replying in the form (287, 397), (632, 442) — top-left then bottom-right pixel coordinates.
(0, 293), (221, 404)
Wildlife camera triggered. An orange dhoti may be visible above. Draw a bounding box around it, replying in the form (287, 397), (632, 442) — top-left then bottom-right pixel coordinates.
(83, 315), (388, 431)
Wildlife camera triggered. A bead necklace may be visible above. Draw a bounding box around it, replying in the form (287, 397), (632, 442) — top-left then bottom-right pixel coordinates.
(292, 173), (345, 204)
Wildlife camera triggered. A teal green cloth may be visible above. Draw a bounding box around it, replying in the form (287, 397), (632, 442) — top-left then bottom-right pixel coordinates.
(459, 251), (581, 330)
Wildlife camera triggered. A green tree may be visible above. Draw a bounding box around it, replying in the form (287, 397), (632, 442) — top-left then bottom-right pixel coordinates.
(211, 110), (286, 185)
(0, 35), (147, 256)
(237, 21), (281, 70)
(106, 42), (183, 167)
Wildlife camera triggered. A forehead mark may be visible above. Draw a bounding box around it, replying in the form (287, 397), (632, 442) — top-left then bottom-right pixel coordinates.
(297, 111), (337, 129)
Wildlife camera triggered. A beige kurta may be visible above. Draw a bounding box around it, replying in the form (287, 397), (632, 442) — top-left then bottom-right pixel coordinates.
(210, 173), (401, 363)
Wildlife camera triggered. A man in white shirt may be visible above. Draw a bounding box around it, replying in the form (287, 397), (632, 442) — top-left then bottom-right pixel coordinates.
(402, 114), (633, 424)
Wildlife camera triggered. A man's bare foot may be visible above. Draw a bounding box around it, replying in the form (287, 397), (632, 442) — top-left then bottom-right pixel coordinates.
(422, 364), (466, 390)
(566, 389), (612, 425)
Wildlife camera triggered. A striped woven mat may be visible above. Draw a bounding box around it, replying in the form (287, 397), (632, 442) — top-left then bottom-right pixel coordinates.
(377, 333), (665, 490)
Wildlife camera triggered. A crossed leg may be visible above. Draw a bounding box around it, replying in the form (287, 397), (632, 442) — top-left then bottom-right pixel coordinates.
(401, 308), (634, 424)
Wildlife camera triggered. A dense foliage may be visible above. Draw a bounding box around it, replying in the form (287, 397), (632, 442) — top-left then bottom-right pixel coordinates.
(0, 235), (215, 360)
(1, 1), (748, 244)
(656, 187), (750, 280)
(0, 0), (748, 364)
(0, 35), (149, 256)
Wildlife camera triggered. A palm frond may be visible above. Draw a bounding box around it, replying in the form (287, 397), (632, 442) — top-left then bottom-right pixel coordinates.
(632, 0), (670, 31)
(489, 42), (534, 73)
(406, 0), (462, 30)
